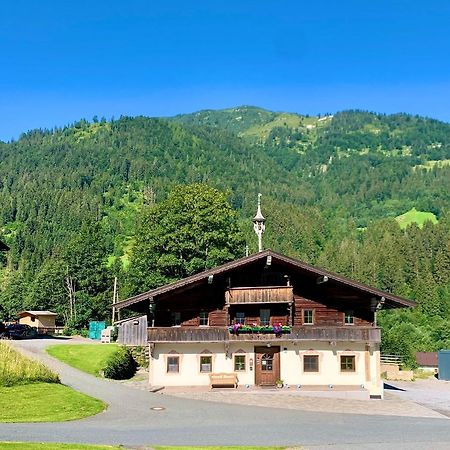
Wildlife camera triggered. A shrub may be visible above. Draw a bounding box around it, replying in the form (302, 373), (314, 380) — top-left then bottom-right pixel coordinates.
(129, 346), (149, 368)
(102, 346), (137, 380)
(0, 342), (60, 386)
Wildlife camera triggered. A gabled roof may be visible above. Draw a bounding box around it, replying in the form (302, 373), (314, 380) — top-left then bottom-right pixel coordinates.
(18, 310), (57, 317)
(115, 250), (416, 310)
(416, 352), (438, 367)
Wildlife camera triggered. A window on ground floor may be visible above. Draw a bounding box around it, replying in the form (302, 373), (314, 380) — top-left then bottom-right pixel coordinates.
(200, 355), (212, 373)
(303, 355), (319, 372)
(167, 356), (179, 373)
(234, 354), (246, 371)
(340, 355), (356, 372)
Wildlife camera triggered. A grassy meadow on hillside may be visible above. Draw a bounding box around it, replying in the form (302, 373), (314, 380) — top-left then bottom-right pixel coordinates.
(395, 208), (438, 229)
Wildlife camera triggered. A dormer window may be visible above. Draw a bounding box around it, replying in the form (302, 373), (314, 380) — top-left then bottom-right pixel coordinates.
(171, 312), (181, 326)
(303, 309), (314, 325)
(199, 312), (209, 326)
(344, 311), (354, 325)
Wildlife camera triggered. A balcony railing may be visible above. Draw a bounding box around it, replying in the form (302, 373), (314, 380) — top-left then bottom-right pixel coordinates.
(147, 326), (380, 343)
(225, 286), (293, 304)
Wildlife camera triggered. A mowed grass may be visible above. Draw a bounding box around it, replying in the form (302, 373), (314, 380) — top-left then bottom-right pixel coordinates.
(47, 344), (118, 376)
(0, 342), (59, 386)
(155, 447), (288, 450)
(0, 383), (104, 422)
(395, 207), (438, 229)
(0, 443), (121, 449)
(0, 446), (288, 450)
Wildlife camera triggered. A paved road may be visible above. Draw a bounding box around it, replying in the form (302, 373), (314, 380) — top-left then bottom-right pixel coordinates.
(1, 338), (450, 449)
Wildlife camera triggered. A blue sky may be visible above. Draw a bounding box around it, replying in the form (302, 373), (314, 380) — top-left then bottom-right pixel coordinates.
(1, 1), (449, 140)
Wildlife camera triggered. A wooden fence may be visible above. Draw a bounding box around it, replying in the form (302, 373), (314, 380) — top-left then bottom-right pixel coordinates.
(117, 315), (148, 345)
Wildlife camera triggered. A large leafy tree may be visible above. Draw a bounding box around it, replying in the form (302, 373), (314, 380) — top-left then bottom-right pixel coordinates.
(61, 221), (111, 326)
(126, 184), (244, 295)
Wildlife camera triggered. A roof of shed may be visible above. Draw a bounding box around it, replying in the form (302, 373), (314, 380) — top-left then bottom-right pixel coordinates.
(416, 352), (438, 367)
(18, 310), (57, 317)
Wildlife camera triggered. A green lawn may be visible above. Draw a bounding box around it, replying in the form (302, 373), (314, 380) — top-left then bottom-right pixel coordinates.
(0, 444), (121, 450)
(0, 383), (105, 422)
(155, 448), (288, 450)
(47, 344), (118, 376)
(0, 446), (289, 450)
(395, 207), (438, 229)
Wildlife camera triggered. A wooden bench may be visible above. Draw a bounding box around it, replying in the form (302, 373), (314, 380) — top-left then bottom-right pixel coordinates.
(209, 372), (238, 389)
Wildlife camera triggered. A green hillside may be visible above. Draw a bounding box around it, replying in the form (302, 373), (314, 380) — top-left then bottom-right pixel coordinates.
(0, 107), (449, 364)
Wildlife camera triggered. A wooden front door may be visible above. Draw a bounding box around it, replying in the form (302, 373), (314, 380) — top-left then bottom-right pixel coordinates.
(255, 346), (280, 386)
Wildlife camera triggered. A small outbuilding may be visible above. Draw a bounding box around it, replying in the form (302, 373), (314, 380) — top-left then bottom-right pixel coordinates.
(18, 310), (57, 332)
(438, 350), (450, 381)
(415, 352), (438, 372)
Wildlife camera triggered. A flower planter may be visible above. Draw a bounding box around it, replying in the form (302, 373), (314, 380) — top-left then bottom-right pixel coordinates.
(228, 324), (291, 337)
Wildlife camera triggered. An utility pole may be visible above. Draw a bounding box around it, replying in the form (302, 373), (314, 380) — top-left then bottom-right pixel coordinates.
(111, 276), (117, 325)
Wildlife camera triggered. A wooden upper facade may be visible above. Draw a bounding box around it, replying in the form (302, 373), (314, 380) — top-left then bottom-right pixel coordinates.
(115, 250), (414, 343)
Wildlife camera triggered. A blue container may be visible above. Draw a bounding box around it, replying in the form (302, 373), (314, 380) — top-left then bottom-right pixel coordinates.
(88, 321), (106, 340)
(438, 350), (450, 381)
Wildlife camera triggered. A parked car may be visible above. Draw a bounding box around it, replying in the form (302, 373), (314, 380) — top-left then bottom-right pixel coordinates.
(0, 321), (8, 339)
(4, 323), (38, 339)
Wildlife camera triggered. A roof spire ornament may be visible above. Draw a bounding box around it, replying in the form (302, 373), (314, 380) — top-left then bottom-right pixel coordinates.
(252, 193), (266, 252)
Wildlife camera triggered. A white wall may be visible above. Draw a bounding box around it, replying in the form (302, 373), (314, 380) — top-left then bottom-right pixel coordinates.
(150, 340), (382, 396)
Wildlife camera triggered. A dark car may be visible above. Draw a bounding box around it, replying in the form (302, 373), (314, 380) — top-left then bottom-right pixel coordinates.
(0, 321), (7, 339)
(5, 323), (38, 339)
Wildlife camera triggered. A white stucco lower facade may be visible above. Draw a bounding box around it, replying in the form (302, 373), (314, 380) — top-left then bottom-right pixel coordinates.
(149, 340), (383, 398)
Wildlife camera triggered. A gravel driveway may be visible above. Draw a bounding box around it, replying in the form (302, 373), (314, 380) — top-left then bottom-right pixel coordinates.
(1, 337), (450, 449)
(385, 377), (450, 417)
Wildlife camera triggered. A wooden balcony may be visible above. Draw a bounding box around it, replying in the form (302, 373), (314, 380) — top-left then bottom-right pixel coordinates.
(225, 286), (293, 305)
(147, 326), (380, 343)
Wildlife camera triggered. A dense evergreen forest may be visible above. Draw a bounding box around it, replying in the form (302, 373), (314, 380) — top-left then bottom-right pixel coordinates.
(0, 106), (449, 365)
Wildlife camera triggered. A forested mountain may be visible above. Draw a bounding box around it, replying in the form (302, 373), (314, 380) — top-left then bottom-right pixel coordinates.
(0, 107), (449, 363)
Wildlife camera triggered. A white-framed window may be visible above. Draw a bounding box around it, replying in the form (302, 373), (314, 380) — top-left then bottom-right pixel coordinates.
(234, 354), (246, 371)
(199, 311), (209, 326)
(344, 311), (354, 325)
(167, 356), (179, 373)
(235, 312), (245, 324)
(260, 308), (270, 326)
(171, 312), (181, 326)
(303, 355), (319, 372)
(303, 309), (314, 325)
(200, 355), (212, 373)
(340, 355), (356, 372)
